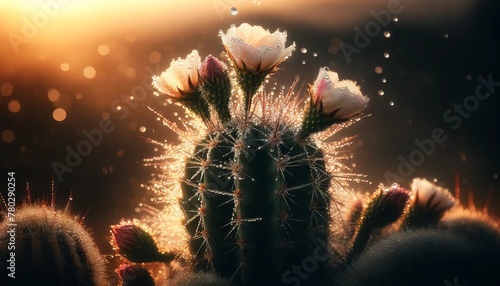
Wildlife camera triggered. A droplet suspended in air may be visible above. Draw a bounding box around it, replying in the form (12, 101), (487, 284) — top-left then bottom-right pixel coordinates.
(384, 31), (391, 38)
(98, 44), (110, 56)
(389, 101), (395, 106)
(443, 33), (449, 38)
(139, 126), (146, 132)
(230, 7), (238, 15)
(53, 108), (67, 121)
(393, 16), (399, 22)
(374, 66), (383, 74)
(312, 52), (318, 57)
(1, 83), (13, 97)
(300, 47), (307, 53)
(8, 99), (21, 113)
(494, 173), (498, 180)
(83, 66), (96, 79)
(48, 88), (60, 102)
(1, 129), (15, 143)
(60, 63), (70, 71)
(301, 60), (306, 65)
(383, 52), (390, 59)
(377, 90), (384, 96)
(381, 78), (387, 83)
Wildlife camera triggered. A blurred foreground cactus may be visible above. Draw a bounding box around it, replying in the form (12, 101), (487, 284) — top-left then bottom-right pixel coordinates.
(0, 204), (109, 286)
(111, 23), (500, 286)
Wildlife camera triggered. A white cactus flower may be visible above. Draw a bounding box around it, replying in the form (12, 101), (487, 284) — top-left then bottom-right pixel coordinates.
(220, 23), (295, 73)
(152, 50), (201, 98)
(311, 67), (369, 119)
(411, 178), (456, 211)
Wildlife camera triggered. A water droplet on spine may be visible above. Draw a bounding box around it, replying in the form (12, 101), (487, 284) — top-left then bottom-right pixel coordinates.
(230, 7), (238, 15)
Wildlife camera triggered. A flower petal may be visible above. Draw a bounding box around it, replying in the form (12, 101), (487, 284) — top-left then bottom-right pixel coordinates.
(152, 50), (201, 98)
(220, 23), (295, 73)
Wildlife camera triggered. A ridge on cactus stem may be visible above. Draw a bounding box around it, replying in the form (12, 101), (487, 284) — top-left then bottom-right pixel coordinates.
(220, 23), (296, 116)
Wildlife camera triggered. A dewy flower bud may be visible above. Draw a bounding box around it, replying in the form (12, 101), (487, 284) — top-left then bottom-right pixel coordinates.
(111, 223), (172, 263)
(364, 183), (410, 228)
(199, 55), (231, 123)
(402, 178), (456, 229)
(116, 264), (155, 286)
(348, 184), (409, 261)
(311, 67), (369, 120)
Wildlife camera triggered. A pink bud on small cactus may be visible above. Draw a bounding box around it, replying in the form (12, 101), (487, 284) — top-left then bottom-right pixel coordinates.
(200, 55), (227, 83)
(111, 223), (173, 263)
(366, 183), (410, 228)
(199, 55), (231, 123)
(116, 264), (155, 286)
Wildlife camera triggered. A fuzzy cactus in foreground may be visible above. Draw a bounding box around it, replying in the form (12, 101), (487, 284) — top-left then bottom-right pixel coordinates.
(0, 205), (109, 286)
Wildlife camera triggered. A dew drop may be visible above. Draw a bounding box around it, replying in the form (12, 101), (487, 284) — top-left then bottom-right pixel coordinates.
(383, 52), (390, 59)
(377, 90), (384, 96)
(374, 66), (383, 74)
(389, 101), (395, 106)
(301, 60), (306, 65)
(393, 16), (399, 22)
(230, 7), (238, 15)
(381, 78), (387, 83)
(312, 52), (318, 57)
(443, 33), (449, 38)
(60, 63), (70, 71)
(300, 47), (307, 53)
(494, 173), (498, 180)
(173, 112), (178, 116)
(139, 126), (146, 132)
(384, 31), (391, 38)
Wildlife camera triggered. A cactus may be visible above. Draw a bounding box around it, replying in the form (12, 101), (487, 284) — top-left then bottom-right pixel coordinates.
(150, 23), (370, 286)
(181, 124), (331, 284)
(111, 23), (500, 286)
(0, 205), (109, 286)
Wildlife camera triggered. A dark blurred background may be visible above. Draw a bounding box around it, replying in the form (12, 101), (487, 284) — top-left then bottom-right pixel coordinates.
(1, 0), (499, 255)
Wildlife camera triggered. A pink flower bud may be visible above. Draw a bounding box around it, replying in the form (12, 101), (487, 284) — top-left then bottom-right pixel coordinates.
(111, 223), (164, 263)
(199, 55), (227, 83)
(116, 264), (155, 286)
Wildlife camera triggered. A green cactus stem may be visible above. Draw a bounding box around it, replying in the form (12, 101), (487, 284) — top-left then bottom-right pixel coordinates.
(181, 123), (331, 285)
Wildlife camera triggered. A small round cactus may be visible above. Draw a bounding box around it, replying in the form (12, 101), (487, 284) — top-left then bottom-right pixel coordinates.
(0, 205), (109, 286)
